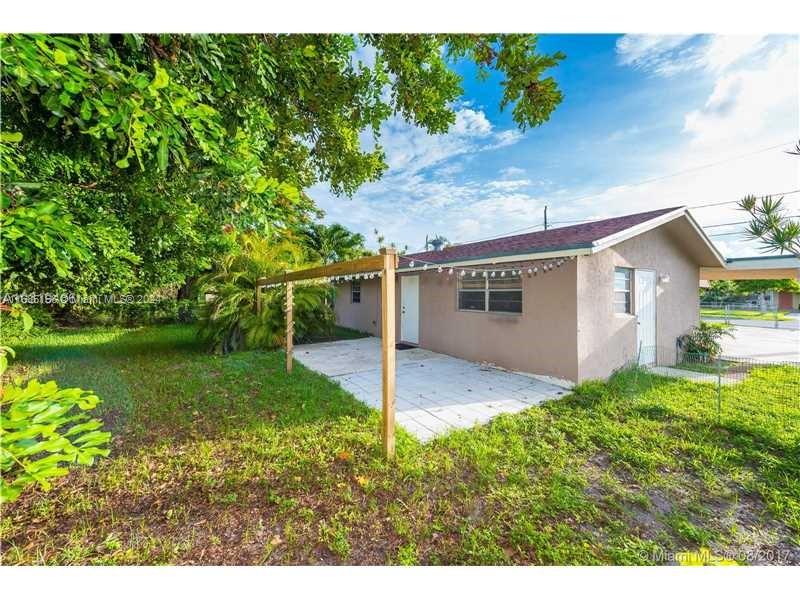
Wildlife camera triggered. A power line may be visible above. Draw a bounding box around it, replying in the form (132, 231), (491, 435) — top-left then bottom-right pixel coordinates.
(450, 140), (795, 245)
(448, 189), (800, 247)
(704, 214), (800, 229)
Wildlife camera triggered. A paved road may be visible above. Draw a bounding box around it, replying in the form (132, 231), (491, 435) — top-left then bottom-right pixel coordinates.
(719, 325), (800, 363)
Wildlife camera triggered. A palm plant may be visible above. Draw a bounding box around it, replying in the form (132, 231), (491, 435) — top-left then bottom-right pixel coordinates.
(197, 232), (333, 354)
(303, 223), (369, 264)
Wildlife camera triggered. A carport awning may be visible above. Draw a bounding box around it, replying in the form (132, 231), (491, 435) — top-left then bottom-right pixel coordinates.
(700, 255), (800, 280)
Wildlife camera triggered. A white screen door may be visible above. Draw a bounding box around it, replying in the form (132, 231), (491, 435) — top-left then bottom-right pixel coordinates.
(400, 275), (420, 344)
(635, 269), (656, 365)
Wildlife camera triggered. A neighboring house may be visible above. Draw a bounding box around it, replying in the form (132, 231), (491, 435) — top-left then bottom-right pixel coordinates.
(334, 206), (726, 383)
(699, 255), (800, 312)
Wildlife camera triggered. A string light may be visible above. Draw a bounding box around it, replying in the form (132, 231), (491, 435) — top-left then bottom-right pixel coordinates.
(409, 261), (415, 267)
(263, 254), (578, 290)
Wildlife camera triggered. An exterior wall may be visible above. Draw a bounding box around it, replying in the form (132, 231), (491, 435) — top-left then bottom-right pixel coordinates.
(414, 263), (580, 382)
(333, 278), (382, 336)
(333, 225), (701, 383)
(778, 291), (799, 311)
(576, 226), (699, 381)
(333, 277), (401, 336)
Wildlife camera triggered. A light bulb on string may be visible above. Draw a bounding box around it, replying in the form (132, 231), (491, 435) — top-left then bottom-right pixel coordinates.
(409, 261), (415, 267)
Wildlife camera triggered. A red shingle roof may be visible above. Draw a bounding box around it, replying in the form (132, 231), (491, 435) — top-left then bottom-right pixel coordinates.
(400, 206), (683, 266)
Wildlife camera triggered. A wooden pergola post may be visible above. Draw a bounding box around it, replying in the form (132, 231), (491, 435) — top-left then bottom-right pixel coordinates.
(255, 250), (397, 459)
(380, 248), (397, 459)
(285, 280), (293, 374)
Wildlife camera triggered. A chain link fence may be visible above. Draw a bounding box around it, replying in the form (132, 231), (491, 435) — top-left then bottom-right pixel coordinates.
(700, 302), (795, 330)
(640, 345), (800, 425)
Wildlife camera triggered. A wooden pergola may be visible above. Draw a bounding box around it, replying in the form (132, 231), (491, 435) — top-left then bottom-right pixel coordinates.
(256, 248), (399, 458)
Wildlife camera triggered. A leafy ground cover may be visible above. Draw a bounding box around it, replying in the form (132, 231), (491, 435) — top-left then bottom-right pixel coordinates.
(2, 325), (798, 565)
(700, 308), (790, 321)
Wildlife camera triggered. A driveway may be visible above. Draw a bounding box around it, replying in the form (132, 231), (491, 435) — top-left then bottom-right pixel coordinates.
(720, 325), (800, 363)
(295, 337), (571, 441)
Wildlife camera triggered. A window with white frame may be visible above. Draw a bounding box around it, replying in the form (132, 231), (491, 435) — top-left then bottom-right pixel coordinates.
(351, 280), (361, 303)
(458, 271), (522, 314)
(614, 267), (632, 314)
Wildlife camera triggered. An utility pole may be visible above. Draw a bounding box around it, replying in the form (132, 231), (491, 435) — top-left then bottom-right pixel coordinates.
(544, 206), (548, 231)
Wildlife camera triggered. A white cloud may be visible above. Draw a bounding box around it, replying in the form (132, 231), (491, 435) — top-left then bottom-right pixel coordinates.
(615, 34), (770, 77)
(499, 166), (525, 178)
(486, 179), (532, 191)
(615, 34), (697, 75)
(683, 40), (798, 149)
(450, 108), (493, 136)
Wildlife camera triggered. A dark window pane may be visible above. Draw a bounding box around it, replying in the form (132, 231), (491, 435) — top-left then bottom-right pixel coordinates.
(458, 291), (486, 311)
(351, 281), (361, 303)
(488, 290), (522, 313)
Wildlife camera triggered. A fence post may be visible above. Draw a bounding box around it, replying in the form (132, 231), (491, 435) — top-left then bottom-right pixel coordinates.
(716, 354), (722, 424)
(774, 306), (778, 329)
(724, 303), (729, 324)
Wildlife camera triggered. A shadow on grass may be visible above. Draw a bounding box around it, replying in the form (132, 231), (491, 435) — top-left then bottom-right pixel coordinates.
(9, 324), (379, 453)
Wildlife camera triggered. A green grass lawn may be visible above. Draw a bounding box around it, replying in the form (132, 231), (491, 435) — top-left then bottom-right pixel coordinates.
(2, 325), (799, 565)
(700, 308), (791, 321)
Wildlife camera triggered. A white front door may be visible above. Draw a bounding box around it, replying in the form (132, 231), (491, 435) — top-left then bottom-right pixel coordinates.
(635, 269), (657, 365)
(400, 275), (420, 344)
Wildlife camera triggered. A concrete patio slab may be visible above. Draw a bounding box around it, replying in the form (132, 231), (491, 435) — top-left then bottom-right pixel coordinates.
(295, 337), (572, 441)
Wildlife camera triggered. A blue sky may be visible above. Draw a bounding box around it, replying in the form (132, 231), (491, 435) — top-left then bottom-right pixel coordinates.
(310, 34), (799, 257)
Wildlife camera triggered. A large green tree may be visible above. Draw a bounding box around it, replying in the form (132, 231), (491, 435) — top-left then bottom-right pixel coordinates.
(1, 34), (564, 300)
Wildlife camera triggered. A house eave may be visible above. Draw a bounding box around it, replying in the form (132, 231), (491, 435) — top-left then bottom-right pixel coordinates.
(397, 246), (593, 273)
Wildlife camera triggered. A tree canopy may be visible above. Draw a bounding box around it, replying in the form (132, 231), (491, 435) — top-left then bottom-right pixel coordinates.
(1, 34), (565, 300)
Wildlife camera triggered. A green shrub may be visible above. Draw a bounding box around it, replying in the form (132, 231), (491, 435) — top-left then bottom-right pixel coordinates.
(197, 232), (333, 354)
(0, 306), (111, 503)
(677, 322), (733, 360)
(1, 379), (111, 502)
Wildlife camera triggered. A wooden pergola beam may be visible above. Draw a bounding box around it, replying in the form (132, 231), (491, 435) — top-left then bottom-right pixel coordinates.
(257, 248), (399, 459)
(257, 254), (385, 287)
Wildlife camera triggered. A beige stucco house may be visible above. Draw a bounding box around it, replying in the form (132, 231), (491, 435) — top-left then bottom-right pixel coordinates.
(334, 206), (726, 383)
